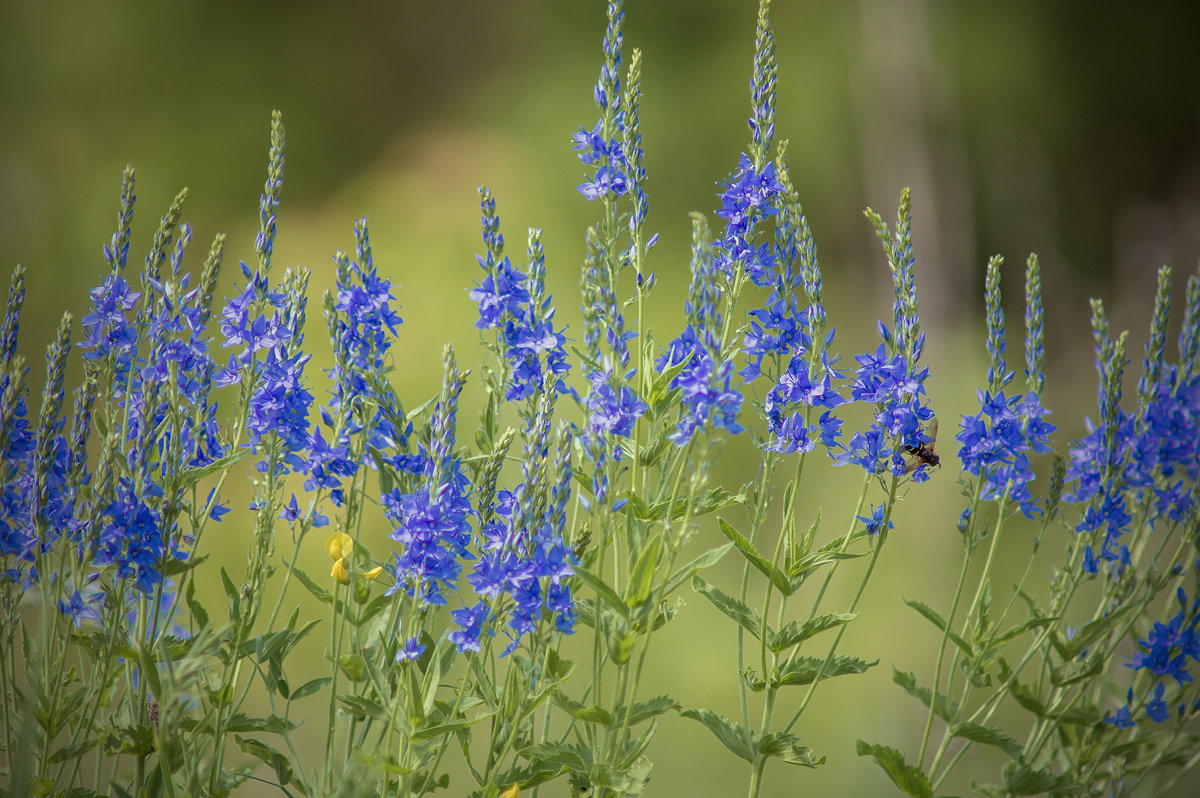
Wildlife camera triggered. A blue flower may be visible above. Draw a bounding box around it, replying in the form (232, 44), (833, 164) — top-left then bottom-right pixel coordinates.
(857, 504), (893, 536)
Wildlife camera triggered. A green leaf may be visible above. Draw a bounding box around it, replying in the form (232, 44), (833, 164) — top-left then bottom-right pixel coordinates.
(613, 695), (680, 728)
(625, 534), (662, 607)
(855, 740), (932, 798)
(905, 599), (973, 657)
(289, 677), (331, 701)
(892, 669), (959, 723)
(680, 708), (754, 763)
(162, 552), (210, 577)
(949, 722), (1022, 759)
(235, 735), (293, 787)
(409, 711), (495, 742)
(1062, 603), (1134, 659)
(553, 693), (613, 727)
(185, 579), (209, 629)
(573, 566), (630, 619)
(48, 737), (101, 765)
(220, 567), (239, 603)
(521, 741), (589, 773)
(338, 694), (386, 722)
(1001, 762), (1086, 795)
(179, 448), (250, 486)
(661, 543), (731, 595)
(758, 732), (826, 767)
(773, 655), (877, 688)
(1050, 654), (1103, 687)
(786, 536), (868, 591)
(988, 616), (1057, 649)
(692, 575), (770, 640)
(293, 568), (333, 605)
(769, 613), (856, 652)
(338, 654), (367, 683)
(717, 518), (790, 595)
(136, 644), (162, 697)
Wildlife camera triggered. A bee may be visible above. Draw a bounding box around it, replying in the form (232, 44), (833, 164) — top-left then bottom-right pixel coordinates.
(903, 417), (940, 474)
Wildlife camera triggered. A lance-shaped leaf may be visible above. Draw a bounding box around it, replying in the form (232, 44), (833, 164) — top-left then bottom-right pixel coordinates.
(692, 575), (771, 640)
(905, 599), (973, 657)
(625, 534), (663, 607)
(717, 518), (790, 594)
(661, 543), (731, 595)
(892, 669), (959, 723)
(573, 565), (630, 619)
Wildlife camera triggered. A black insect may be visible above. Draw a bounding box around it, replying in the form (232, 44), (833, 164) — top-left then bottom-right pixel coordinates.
(904, 417), (940, 473)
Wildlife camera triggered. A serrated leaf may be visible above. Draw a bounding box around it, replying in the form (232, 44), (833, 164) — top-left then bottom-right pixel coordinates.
(1001, 762), (1086, 795)
(692, 575), (770, 640)
(905, 599), (973, 657)
(680, 708), (754, 763)
(787, 547), (866, 591)
(48, 737), (101, 764)
(185, 578), (209, 629)
(855, 740), (932, 798)
(892, 669), (959, 723)
(758, 731), (826, 767)
(718, 518), (791, 595)
(614, 695), (680, 727)
(774, 655), (878, 688)
(553, 693), (614, 727)
(949, 722), (1022, 759)
(769, 613), (856, 652)
(521, 741), (589, 773)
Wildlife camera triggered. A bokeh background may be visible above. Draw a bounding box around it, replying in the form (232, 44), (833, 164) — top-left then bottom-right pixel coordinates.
(4, 0), (1200, 794)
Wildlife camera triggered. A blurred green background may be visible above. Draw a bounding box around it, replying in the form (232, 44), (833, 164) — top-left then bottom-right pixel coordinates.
(5, 0), (1200, 794)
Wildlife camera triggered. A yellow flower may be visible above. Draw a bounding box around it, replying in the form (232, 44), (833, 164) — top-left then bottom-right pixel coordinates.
(324, 531), (354, 561)
(499, 785), (519, 798)
(362, 565), (384, 581)
(331, 557), (350, 585)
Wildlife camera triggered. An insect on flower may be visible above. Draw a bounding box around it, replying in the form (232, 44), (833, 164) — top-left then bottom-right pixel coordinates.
(904, 417), (940, 474)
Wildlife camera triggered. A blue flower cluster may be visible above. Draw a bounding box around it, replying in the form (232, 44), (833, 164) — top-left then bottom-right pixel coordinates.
(460, 398), (576, 655)
(382, 349), (472, 618)
(659, 217), (744, 445)
(572, 1), (628, 203)
(1066, 267), (1199, 573)
(305, 220), (409, 514)
(956, 256), (1056, 516)
(215, 262), (314, 475)
(833, 191), (934, 480)
(1105, 587), (1200, 728)
(470, 191), (571, 401)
